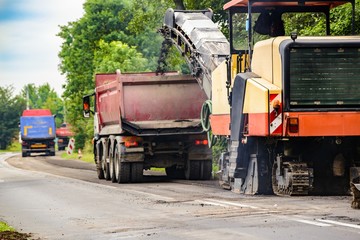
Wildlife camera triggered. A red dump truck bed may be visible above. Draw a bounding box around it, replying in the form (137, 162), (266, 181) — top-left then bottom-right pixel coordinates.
(95, 71), (207, 136)
(85, 71), (212, 183)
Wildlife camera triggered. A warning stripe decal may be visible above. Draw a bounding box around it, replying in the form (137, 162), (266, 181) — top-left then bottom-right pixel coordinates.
(269, 93), (282, 135)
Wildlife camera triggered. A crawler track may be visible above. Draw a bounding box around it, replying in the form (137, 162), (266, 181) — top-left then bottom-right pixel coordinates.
(272, 162), (312, 196)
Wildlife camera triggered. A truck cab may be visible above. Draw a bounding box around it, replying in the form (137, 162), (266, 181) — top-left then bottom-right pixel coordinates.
(20, 109), (56, 157)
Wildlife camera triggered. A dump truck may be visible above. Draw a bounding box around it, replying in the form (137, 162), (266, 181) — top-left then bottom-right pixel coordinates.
(83, 71), (212, 183)
(56, 123), (73, 150)
(20, 109), (56, 157)
(160, 0), (360, 197)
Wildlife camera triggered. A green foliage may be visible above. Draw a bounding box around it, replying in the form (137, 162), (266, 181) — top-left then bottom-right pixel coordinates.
(122, 0), (171, 34)
(330, 0), (360, 35)
(283, 12), (327, 36)
(7, 141), (21, 152)
(283, 0), (360, 36)
(94, 40), (149, 73)
(0, 221), (15, 232)
(0, 86), (26, 150)
(184, 0), (228, 35)
(58, 0), (131, 98)
(63, 94), (90, 150)
(212, 137), (227, 163)
(20, 83), (64, 127)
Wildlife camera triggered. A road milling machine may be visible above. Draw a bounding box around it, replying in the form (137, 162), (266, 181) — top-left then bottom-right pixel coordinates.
(160, 0), (360, 196)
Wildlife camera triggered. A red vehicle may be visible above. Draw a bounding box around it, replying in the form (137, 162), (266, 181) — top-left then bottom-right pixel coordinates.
(83, 71), (212, 183)
(56, 123), (73, 150)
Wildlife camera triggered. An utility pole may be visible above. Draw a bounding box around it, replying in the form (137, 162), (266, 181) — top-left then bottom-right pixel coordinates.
(26, 86), (30, 110)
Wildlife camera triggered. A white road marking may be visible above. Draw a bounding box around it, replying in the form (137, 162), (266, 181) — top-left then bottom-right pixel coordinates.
(317, 219), (360, 230)
(194, 200), (232, 207)
(195, 199), (259, 209)
(202, 199), (260, 209)
(294, 219), (332, 227)
(126, 189), (175, 202)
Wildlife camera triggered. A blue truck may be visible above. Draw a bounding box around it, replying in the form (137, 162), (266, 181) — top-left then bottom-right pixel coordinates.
(20, 109), (56, 157)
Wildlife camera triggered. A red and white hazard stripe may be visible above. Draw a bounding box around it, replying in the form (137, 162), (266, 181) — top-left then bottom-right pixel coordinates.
(67, 138), (75, 155)
(269, 93), (282, 135)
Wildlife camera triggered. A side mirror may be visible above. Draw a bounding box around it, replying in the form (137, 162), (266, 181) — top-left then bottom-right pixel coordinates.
(83, 95), (91, 118)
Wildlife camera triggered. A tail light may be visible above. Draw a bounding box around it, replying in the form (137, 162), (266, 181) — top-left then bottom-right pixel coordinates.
(195, 139), (208, 145)
(288, 118), (299, 133)
(123, 136), (141, 148)
(125, 141), (139, 148)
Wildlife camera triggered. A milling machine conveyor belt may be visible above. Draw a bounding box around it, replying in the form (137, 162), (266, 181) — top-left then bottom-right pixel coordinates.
(160, 8), (230, 99)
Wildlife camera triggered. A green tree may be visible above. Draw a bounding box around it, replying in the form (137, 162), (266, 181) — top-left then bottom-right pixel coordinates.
(57, 0), (165, 149)
(21, 83), (64, 127)
(94, 40), (149, 73)
(283, 0), (360, 36)
(0, 86), (26, 150)
(330, 0), (360, 35)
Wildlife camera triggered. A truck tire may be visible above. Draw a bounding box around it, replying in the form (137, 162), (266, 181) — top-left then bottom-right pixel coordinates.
(117, 162), (130, 183)
(114, 144), (131, 183)
(110, 149), (116, 183)
(131, 163), (143, 183)
(96, 143), (105, 179)
(22, 152), (27, 158)
(103, 154), (111, 181)
(166, 165), (185, 179)
(200, 160), (213, 180)
(185, 160), (201, 180)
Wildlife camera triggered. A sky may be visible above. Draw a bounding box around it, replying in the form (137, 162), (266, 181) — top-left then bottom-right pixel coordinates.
(0, 0), (85, 96)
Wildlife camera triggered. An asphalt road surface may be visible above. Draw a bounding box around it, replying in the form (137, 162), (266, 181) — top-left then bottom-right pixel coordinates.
(0, 152), (359, 240)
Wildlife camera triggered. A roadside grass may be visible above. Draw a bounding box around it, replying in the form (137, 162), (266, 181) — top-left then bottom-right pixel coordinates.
(0, 142), (21, 153)
(0, 221), (31, 239)
(0, 221), (14, 232)
(150, 167), (166, 173)
(60, 151), (94, 163)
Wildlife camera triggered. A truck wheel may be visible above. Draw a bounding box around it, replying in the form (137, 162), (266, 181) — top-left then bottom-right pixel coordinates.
(110, 149), (116, 183)
(131, 163), (143, 183)
(185, 160), (201, 180)
(96, 143), (104, 179)
(200, 160), (213, 180)
(114, 144), (130, 183)
(103, 155), (111, 181)
(117, 162), (130, 183)
(22, 152), (27, 158)
(166, 165), (185, 179)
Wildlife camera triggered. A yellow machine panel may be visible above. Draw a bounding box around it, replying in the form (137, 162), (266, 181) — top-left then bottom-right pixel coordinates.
(251, 38), (274, 84)
(243, 79), (269, 114)
(211, 61), (230, 115)
(243, 78), (281, 136)
(251, 36), (288, 88)
(243, 79), (269, 135)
